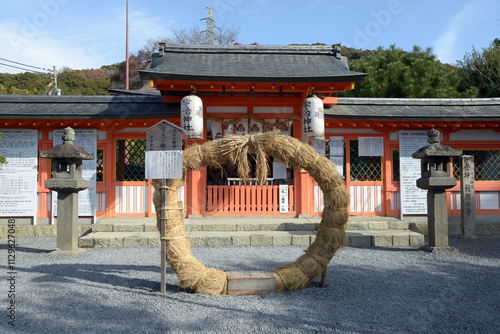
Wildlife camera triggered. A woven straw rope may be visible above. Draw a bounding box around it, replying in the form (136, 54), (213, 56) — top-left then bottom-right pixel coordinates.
(153, 132), (349, 294)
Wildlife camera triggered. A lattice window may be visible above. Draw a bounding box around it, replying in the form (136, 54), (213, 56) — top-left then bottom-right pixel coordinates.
(349, 140), (382, 181)
(392, 150), (400, 182)
(96, 149), (104, 182)
(116, 139), (145, 182)
(453, 150), (500, 181)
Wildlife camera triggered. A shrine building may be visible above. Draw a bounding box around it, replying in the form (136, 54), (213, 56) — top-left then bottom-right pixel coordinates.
(1, 43), (500, 226)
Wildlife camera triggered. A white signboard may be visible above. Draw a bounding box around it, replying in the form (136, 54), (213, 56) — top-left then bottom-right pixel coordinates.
(399, 130), (429, 215)
(329, 136), (344, 177)
(330, 137), (344, 156)
(273, 161), (287, 180)
(145, 151), (183, 179)
(0, 129), (38, 217)
(311, 140), (326, 156)
(359, 137), (384, 156)
(330, 156), (344, 178)
(279, 184), (289, 213)
(52, 129), (97, 217)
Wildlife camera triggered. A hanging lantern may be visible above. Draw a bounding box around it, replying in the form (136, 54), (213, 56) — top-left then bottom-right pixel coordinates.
(302, 94), (325, 140)
(181, 94), (204, 139)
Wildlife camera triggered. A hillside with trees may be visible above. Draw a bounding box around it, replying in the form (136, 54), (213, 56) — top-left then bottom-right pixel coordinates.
(339, 45), (479, 98)
(1, 37), (499, 98)
(0, 68), (111, 95)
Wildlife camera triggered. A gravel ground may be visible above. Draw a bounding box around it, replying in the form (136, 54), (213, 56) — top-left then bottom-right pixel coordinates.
(1, 236), (499, 334)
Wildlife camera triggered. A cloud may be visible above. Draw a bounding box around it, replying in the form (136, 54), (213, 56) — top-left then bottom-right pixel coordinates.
(433, 0), (482, 64)
(307, 0), (324, 7)
(0, 6), (172, 73)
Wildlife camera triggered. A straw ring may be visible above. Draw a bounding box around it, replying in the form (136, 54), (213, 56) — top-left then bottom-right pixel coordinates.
(154, 132), (348, 295)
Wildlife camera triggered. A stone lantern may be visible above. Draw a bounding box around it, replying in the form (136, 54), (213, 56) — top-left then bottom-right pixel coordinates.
(39, 127), (94, 254)
(412, 129), (462, 252)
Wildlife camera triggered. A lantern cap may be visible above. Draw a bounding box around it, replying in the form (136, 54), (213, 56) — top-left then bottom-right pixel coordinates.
(39, 127), (94, 160)
(412, 129), (462, 159)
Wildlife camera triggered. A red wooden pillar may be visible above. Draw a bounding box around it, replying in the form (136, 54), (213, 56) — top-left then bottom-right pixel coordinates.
(185, 139), (207, 217)
(292, 105), (314, 216)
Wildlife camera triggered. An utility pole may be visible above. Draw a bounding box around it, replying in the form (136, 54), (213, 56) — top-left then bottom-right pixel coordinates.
(53, 65), (58, 91)
(125, 0), (129, 90)
(47, 65), (60, 95)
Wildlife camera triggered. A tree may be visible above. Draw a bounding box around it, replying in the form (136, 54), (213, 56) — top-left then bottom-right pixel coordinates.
(457, 40), (500, 97)
(168, 23), (239, 45)
(341, 45), (478, 98)
(109, 23), (241, 90)
(0, 72), (49, 95)
(57, 70), (110, 95)
(0, 132), (6, 170)
(109, 55), (145, 90)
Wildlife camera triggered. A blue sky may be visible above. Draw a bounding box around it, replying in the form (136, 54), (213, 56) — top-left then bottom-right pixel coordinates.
(0, 0), (498, 74)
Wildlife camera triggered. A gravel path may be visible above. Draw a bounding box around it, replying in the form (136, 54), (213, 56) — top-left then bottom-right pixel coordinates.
(1, 236), (499, 334)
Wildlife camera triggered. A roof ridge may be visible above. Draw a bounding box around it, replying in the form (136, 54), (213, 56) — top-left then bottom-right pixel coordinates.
(336, 97), (500, 106)
(159, 43), (340, 55)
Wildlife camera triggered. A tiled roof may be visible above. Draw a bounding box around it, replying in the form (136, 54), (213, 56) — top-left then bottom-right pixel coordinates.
(1, 96), (500, 121)
(139, 44), (367, 83)
(0, 95), (178, 119)
(326, 98), (500, 121)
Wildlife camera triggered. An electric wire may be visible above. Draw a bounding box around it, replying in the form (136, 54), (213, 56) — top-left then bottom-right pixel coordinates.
(0, 57), (49, 71)
(0, 62), (45, 74)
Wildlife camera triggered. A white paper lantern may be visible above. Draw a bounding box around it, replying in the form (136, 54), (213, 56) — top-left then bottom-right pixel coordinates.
(302, 94), (325, 140)
(181, 94), (204, 139)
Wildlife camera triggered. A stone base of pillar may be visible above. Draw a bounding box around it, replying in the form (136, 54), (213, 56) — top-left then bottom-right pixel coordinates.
(50, 248), (87, 255)
(420, 245), (459, 253)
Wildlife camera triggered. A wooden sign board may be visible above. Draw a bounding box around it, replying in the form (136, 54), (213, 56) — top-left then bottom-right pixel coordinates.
(226, 271), (276, 295)
(144, 120), (184, 152)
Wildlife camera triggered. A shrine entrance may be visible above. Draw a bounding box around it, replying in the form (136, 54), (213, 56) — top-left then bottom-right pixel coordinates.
(345, 136), (385, 216)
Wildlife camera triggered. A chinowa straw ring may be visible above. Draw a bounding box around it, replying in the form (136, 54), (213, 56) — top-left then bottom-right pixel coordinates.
(152, 131), (349, 295)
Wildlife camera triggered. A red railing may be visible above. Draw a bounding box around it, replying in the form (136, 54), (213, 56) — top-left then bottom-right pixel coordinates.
(205, 184), (295, 215)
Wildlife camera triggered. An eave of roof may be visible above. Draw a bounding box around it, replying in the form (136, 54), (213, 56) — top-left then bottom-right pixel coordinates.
(2, 96), (500, 122)
(0, 95), (178, 119)
(139, 44), (367, 84)
(326, 98), (500, 121)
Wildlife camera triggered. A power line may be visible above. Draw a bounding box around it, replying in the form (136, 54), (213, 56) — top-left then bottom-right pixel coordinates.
(0, 57), (49, 71)
(0, 62), (45, 74)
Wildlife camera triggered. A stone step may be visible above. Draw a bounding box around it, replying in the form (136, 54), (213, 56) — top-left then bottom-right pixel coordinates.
(79, 229), (424, 249)
(91, 217), (408, 233)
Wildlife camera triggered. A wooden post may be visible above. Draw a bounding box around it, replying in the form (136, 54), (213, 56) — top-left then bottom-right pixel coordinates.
(160, 178), (167, 294)
(320, 269), (327, 288)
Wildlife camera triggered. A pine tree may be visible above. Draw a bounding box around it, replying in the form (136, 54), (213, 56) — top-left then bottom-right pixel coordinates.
(342, 45), (478, 98)
(457, 40), (500, 97)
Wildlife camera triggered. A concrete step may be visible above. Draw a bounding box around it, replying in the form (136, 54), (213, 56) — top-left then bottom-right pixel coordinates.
(79, 229), (424, 249)
(91, 217), (409, 233)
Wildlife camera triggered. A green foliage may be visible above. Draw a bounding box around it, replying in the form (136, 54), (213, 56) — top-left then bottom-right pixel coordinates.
(0, 69), (110, 95)
(340, 46), (375, 61)
(341, 45), (478, 98)
(57, 71), (110, 95)
(0, 72), (49, 95)
(0, 132), (7, 170)
(457, 40), (500, 97)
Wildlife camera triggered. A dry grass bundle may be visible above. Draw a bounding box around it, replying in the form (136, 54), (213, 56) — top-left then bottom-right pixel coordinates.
(153, 131), (349, 295)
(153, 178), (227, 295)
